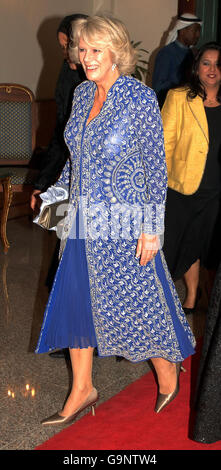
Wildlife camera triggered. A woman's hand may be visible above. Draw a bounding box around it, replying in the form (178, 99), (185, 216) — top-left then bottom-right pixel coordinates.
(136, 233), (159, 266)
(30, 189), (41, 211)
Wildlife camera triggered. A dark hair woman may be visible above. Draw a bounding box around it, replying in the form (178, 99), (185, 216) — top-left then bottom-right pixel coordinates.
(187, 41), (221, 102)
(162, 42), (221, 315)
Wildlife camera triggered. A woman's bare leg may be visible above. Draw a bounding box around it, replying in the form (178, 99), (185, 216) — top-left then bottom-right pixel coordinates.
(183, 259), (200, 309)
(151, 357), (177, 394)
(60, 346), (94, 417)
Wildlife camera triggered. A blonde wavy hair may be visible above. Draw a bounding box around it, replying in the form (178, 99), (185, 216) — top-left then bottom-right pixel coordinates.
(69, 15), (137, 75)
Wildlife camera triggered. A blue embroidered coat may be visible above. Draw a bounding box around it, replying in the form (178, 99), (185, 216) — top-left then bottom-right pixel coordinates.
(52, 75), (195, 362)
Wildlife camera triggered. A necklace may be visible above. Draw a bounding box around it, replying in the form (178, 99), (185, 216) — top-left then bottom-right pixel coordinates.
(204, 97), (219, 107)
(206, 98), (217, 104)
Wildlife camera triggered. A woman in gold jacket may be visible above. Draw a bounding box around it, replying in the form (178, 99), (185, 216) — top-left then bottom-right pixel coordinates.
(161, 42), (221, 315)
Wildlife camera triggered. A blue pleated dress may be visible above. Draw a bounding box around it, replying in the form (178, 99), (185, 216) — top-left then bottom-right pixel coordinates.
(36, 210), (97, 352)
(36, 209), (195, 361)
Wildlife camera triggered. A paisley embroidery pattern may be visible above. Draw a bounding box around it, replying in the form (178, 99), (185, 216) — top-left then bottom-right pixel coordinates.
(51, 75), (195, 362)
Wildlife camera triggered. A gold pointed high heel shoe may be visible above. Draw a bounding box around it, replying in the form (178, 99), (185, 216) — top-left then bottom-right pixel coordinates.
(41, 387), (98, 426)
(154, 363), (183, 413)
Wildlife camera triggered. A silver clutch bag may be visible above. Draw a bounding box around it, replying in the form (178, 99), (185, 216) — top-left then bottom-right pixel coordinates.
(38, 199), (69, 229)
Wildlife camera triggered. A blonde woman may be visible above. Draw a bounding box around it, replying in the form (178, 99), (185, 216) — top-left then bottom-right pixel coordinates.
(36, 16), (195, 425)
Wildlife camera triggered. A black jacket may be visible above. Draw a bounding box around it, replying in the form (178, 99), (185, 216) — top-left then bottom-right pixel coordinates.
(34, 61), (86, 191)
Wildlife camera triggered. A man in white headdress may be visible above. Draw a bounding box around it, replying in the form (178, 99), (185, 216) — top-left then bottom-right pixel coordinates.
(152, 13), (202, 107)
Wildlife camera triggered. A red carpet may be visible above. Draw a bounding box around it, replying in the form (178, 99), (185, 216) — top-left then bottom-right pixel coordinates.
(36, 345), (221, 450)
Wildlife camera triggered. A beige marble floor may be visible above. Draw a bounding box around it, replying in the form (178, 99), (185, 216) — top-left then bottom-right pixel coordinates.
(0, 216), (206, 450)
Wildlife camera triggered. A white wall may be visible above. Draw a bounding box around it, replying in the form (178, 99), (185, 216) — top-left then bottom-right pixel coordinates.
(0, 0), (92, 99)
(0, 0), (178, 99)
(113, 0), (178, 85)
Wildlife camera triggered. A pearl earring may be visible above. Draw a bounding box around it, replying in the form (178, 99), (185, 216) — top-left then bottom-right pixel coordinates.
(112, 63), (117, 71)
